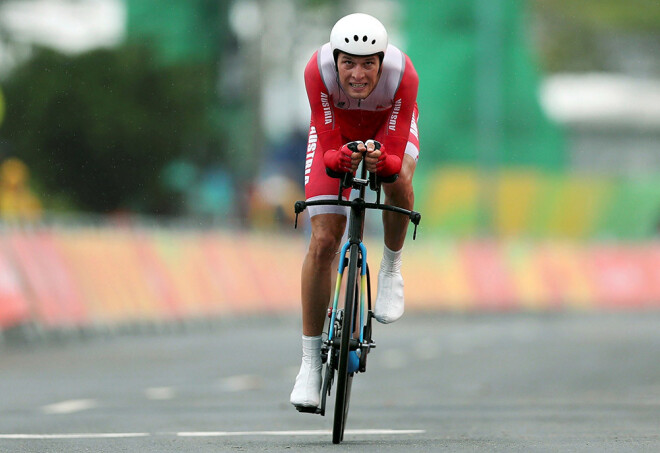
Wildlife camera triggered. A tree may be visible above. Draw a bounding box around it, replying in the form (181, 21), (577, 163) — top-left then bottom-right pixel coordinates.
(0, 44), (217, 214)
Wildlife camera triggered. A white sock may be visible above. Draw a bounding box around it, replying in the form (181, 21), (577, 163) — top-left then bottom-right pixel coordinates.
(381, 245), (403, 273)
(301, 335), (322, 364)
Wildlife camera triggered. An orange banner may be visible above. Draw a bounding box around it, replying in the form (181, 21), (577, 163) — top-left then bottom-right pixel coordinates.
(2, 226), (660, 335)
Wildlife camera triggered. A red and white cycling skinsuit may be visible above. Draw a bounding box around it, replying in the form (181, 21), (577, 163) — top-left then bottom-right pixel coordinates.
(304, 43), (420, 217)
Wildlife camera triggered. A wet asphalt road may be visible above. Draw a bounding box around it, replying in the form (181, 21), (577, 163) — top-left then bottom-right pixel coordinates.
(1, 311), (659, 452)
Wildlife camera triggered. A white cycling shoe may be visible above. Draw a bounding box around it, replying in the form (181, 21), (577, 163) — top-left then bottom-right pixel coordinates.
(290, 358), (322, 409)
(374, 268), (405, 324)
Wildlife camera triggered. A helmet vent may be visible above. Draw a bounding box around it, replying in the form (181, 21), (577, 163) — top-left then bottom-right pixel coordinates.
(353, 35), (359, 41)
(372, 39), (376, 44)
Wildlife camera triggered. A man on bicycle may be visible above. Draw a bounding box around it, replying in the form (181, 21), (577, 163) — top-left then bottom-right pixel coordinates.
(291, 13), (420, 410)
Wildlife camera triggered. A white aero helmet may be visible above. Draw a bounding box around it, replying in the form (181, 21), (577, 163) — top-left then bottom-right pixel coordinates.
(330, 13), (388, 63)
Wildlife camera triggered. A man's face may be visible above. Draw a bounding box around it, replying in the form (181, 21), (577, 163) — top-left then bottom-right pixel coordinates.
(336, 52), (381, 100)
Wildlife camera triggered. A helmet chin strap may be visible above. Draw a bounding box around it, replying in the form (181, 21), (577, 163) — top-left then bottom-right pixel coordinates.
(334, 72), (352, 109)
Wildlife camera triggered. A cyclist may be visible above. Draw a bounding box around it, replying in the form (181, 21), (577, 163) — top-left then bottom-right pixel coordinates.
(291, 13), (420, 410)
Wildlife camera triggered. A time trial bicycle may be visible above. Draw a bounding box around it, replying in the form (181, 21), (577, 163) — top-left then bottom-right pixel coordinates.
(294, 140), (421, 444)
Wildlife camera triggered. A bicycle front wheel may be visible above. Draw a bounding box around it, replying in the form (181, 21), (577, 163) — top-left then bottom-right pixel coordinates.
(333, 243), (359, 444)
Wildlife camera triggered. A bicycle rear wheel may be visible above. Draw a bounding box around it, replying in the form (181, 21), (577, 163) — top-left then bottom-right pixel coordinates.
(333, 243), (359, 444)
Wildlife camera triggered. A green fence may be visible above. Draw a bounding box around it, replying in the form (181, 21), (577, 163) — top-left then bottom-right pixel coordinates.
(403, 0), (565, 169)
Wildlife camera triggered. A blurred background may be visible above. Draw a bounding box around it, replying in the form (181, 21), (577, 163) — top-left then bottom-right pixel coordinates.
(2, 0), (660, 336)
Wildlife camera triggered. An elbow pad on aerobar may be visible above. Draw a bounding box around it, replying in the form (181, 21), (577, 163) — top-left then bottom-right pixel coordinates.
(323, 144), (353, 173)
(375, 145), (401, 177)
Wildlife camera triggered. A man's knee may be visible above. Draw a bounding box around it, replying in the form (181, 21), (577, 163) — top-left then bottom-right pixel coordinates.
(395, 170), (414, 193)
(307, 215), (346, 265)
(310, 231), (340, 258)
(384, 169), (414, 207)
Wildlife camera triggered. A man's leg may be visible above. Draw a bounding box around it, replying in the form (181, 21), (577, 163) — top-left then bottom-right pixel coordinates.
(382, 154), (416, 250)
(291, 213), (346, 408)
(300, 213), (347, 335)
(374, 154), (416, 323)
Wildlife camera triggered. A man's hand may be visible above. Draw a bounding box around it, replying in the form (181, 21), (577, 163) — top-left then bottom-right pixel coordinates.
(364, 140), (401, 177)
(324, 142), (364, 173)
(363, 140), (381, 173)
(349, 142), (365, 173)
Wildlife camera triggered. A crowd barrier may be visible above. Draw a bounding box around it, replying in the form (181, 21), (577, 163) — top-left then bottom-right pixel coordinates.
(1, 225), (659, 336)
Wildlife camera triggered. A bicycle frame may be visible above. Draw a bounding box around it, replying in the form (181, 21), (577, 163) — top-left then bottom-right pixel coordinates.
(328, 241), (367, 345)
(295, 168), (421, 352)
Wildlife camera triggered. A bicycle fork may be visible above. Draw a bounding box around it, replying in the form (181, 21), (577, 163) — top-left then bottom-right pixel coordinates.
(325, 241), (376, 371)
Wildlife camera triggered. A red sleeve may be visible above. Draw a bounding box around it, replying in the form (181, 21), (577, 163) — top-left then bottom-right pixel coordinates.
(383, 55), (418, 163)
(304, 52), (343, 152)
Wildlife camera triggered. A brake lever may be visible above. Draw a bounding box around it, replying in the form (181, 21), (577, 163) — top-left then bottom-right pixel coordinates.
(294, 201), (306, 229)
(410, 211), (421, 240)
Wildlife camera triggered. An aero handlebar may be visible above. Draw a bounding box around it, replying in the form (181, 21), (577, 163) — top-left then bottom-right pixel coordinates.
(294, 139), (421, 239)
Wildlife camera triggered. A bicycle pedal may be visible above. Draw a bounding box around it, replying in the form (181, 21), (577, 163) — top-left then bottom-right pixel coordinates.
(295, 405), (321, 414)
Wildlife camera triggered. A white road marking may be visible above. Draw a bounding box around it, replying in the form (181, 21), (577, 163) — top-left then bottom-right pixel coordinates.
(177, 429), (426, 437)
(41, 399), (97, 415)
(0, 429), (425, 440)
(145, 387), (175, 400)
(217, 375), (264, 392)
(0, 433), (149, 439)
